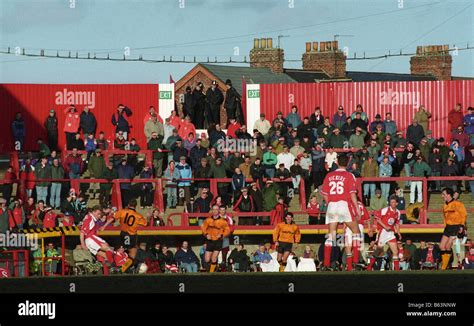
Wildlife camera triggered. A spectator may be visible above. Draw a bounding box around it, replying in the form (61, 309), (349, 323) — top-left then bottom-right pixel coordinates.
(341, 116), (354, 140)
(206, 80), (224, 126)
(367, 139), (381, 159)
(11, 112), (26, 150)
(29, 200), (45, 228)
(286, 105), (302, 129)
(409, 156), (431, 204)
(71, 133), (85, 151)
(310, 107), (324, 131)
(227, 118), (241, 139)
(99, 162), (117, 207)
(169, 109), (182, 132)
(96, 131), (109, 151)
(175, 241), (199, 273)
(2, 166), (16, 205)
(177, 156), (192, 206)
(466, 161), (474, 199)
(248, 181), (263, 214)
(45, 242), (61, 275)
(190, 82), (206, 129)
(151, 209), (165, 227)
(324, 147), (338, 171)
(401, 142), (416, 188)
(349, 127), (367, 150)
(383, 112), (397, 136)
(139, 165), (154, 209)
(163, 160), (180, 210)
(332, 105), (346, 130)
(50, 159), (64, 209)
(448, 103), (464, 135)
(328, 128), (344, 149)
(64, 106), (80, 150)
(183, 133), (196, 154)
(406, 119), (425, 145)
(451, 126), (470, 148)
(231, 168), (246, 201)
(428, 147), (443, 191)
(63, 148), (84, 179)
(450, 140), (465, 167)
(178, 116), (196, 142)
(263, 144), (277, 178)
(209, 123), (226, 148)
(44, 109), (59, 151)
(463, 106), (474, 145)
(369, 114), (385, 133)
(351, 104), (368, 122)
(297, 117), (313, 140)
(379, 156), (392, 200)
(277, 145), (295, 170)
(238, 156), (251, 179)
(34, 157), (51, 203)
(163, 118), (174, 144)
(253, 113), (271, 136)
(413, 105), (432, 134)
(144, 115), (164, 142)
(464, 246), (474, 269)
(8, 199), (25, 231)
(209, 157), (228, 203)
(79, 106), (97, 138)
(190, 138), (207, 171)
(290, 159), (303, 192)
(233, 188), (255, 224)
(394, 187), (407, 223)
(350, 112), (368, 131)
(224, 79), (242, 123)
(20, 158), (35, 198)
(117, 158), (134, 206)
(263, 180), (278, 212)
(311, 143), (326, 189)
(307, 195), (321, 225)
(182, 86), (194, 119)
(419, 242), (440, 269)
(369, 189), (386, 212)
(143, 106), (159, 126)
(403, 239), (417, 269)
(397, 241), (411, 270)
(84, 133), (97, 162)
(228, 244), (250, 272)
(0, 199), (11, 234)
(111, 104), (132, 140)
(253, 244), (273, 267)
(361, 156), (379, 202)
(273, 111), (287, 127)
(441, 158), (459, 191)
(147, 131), (164, 177)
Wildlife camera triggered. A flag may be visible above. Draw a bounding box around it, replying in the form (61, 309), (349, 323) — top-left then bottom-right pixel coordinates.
(169, 75), (175, 84)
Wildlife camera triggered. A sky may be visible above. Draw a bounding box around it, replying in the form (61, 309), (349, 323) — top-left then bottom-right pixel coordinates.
(0, 0), (473, 83)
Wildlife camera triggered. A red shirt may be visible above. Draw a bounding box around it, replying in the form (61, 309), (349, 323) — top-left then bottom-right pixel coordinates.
(170, 116), (181, 131)
(351, 201), (370, 225)
(114, 251), (128, 267)
(227, 122), (241, 139)
(62, 215), (75, 227)
(321, 169), (357, 203)
(178, 121), (196, 140)
(42, 211), (57, 228)
(426, 247), (434, 263)
(64, 111), (80, 133)
(448, 110), (464, 129)
(307, 202), (320, 216)
(374, 206), (400, 232)
(81, 213), (99, 239)
(9, 207), (23, 228)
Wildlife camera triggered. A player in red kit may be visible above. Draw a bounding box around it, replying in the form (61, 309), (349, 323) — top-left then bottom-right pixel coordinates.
(80, 205), (116, 273)
(344, 199), (371, 269)
(367, 196), (402, 271)
(321, 155), (362, 271)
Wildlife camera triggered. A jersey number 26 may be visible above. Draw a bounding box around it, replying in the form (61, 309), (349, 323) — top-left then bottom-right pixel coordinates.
(329, 181), (344, 195)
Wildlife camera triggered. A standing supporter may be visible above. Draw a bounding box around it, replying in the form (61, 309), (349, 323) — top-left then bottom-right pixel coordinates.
(44, 109), (59, 151)
(80, 106), (97, 138)
(413, 105), (432, 134)
(448, 104), (464, 136)
(64, 106), (80, 150)
(111, 104), (133, 140)
(206, 80), (224, 126)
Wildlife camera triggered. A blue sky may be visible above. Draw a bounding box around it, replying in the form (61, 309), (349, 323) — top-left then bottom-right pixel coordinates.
(1, 0), (473, 83)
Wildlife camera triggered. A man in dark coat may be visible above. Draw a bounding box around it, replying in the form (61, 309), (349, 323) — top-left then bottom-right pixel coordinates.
(44, 109), (59, 151)
(206, 80), (224, 126)
(192, 82), (206, 129)
(80, 106), (97, 137)
(11, 112), (26, 150)
(182, 86), (195, 119)
(111, 104), (132, 140)
(406, 119), (425, 146)
(224, 79), (243, 124)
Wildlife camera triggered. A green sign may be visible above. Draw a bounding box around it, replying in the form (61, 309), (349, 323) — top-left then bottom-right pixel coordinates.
(247, 89), (260, 98)
(159, 91), (172, 99)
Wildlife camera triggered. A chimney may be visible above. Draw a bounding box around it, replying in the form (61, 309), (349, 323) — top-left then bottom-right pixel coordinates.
(410, 44), (452, 80)
(250, 37), (284, 73)
(302, 40), (346, 79)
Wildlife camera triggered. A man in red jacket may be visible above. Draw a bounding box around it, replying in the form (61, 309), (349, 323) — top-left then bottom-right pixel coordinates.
(448, 104), (464, 136)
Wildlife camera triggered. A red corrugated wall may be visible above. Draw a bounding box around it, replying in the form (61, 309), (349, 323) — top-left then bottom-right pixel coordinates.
(0, 84), (159, 151)
(260, 80), (474, 139)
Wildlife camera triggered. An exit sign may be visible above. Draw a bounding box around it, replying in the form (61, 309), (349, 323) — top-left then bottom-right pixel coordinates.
(159, 91), (172, 99)
(247, 90), (260, 98)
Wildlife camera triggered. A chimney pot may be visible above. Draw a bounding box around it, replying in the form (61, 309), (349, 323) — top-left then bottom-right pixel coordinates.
(312, 42), (318, 52)
(253, 38), (259, 49)
(267, 38), (273, 48)
(261, 38), (267, 48)
(306, 42), (311, 53)
(332, 41), (338, 51)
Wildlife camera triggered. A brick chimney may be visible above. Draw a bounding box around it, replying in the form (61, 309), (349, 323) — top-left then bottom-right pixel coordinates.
(250, 38), (284, 73)
(410, 45), (452, 80)
(302, 41), (346, 79)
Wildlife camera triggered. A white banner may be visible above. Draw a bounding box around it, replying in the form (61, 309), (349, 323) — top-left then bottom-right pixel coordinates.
(246, 84), (261, 129)
(158, 83), (175, 120)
